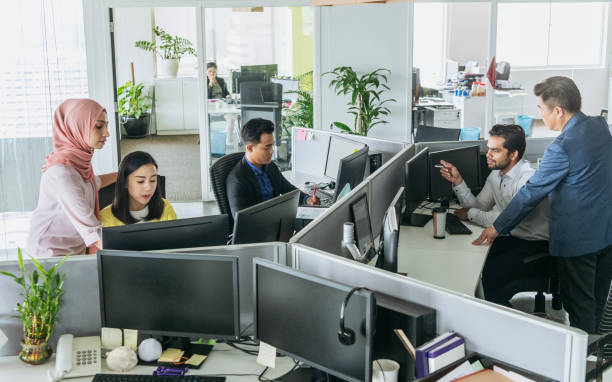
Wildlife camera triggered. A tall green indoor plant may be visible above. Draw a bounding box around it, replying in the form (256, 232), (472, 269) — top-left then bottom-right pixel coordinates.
(0, 249), (70, 364)
(325, 66), (395, 136)
(117, 80), (152, 138)
(135, 26), (197, 78)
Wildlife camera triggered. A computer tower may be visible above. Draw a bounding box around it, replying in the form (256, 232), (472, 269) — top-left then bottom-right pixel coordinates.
(374, 294), (436, 382)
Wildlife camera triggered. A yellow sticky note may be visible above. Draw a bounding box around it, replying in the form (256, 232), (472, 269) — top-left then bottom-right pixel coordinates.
(185, 354), (207, 366)
(158, 348), (184, 363)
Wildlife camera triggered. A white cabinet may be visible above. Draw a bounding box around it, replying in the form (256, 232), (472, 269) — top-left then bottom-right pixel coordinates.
(453, 95), (486, 135)
(154, 77), (200, 135)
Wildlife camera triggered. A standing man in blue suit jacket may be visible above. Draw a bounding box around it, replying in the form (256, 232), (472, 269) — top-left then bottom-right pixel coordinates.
(473, 76), (612, 333)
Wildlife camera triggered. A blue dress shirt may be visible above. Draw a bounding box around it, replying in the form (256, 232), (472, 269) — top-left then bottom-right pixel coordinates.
(493, 112), (612, 257)
(245, 158), (275, 202)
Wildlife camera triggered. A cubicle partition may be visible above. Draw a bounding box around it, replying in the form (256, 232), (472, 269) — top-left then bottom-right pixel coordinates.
(291, 127), (407, 177)
(291, 244), (588, 382)
(0, 242), (286, 357)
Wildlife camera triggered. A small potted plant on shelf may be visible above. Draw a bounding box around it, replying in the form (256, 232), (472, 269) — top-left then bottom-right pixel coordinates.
(135, 26), (197, 78)
(117, 80), (152, 138)
(0, 249), (70, 364)
(325, 66), (395, 136)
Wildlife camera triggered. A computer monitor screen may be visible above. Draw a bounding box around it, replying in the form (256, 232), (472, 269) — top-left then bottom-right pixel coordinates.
(334, 146), (370, 201)
(415, 126), (461, 143)
(231, 189), (300, 245)
(102, 215), (230, 251)
(98, 250), (240, 340)
(254, 259), (376, 382)
(378, 187), (403, 273)
(325, 135), (366, 179)
(350, 194), (374, 256)
(429, 145), (480, 202)
(241, 64), (278, 79)
(234, 71), (268, 95)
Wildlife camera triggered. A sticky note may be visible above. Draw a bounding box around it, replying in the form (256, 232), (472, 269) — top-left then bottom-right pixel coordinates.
(101, 327), (122, 350)
(158, 348), (184, 363)
(297, 129), (307, 141)
(185, 354), (207, 366)
(471, 360), (484, 371)
(123, 329), (138, 351)
(256, 341), (276, 368)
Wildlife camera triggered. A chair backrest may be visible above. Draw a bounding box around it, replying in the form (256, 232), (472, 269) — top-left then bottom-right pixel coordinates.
(210, 152), (245, 223)
(415, 125), (461, 143)
(496, 61), (511, 81)
(98, 175), (166, 209)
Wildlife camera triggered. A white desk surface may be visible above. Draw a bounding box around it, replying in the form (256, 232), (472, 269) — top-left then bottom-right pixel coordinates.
(282, 171), (330, 191)
(397, 208), (489, 296)
(207, 101), (241, 115)
(0, 343), (295, 381)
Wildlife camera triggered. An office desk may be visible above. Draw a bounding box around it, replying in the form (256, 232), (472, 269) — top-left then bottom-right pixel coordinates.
(0, 343), (295, 381)
(397, 209), (489, 296)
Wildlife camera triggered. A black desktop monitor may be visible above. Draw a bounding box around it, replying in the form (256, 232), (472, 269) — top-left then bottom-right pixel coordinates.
(414, 125), (461, 143)
(241, 64), (278, 80)
(377, 186), (404, 273)
(350, 194), (375, 258)
(429, 145), (480, 206)
(231, 189), (300, 245)
(254, 259), (376, 382)
(98, 250), (240, 343)
(234, 71), (268, 95)
(102, 215), (230, 251)
(334, 146), (370, 201)
(402, 148), (432, 227)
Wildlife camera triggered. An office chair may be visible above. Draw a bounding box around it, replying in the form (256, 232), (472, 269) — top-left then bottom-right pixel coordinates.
(496, 61), (511, 81)
(98, 175), (166, 209)
(240, 82), (283, 144)
(209, 151), (245, 226)
(520, 253), (562, 315)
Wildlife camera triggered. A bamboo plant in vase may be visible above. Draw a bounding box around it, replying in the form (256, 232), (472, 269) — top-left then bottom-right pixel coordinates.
(0, 249), (70, 364)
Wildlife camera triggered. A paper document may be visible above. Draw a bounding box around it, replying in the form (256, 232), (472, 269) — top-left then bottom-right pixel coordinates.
(297, 206), (327, 220)
(257, 341), (276, 368)
(436, 360), (474, 382)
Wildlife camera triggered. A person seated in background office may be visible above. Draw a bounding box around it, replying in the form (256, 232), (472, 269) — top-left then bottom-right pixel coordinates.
(26, 99), (117, 257)
(207, 62), (235, 146)
(226, 118), (320, 215)
(100, 151), (176, 227)
(473, 76), (612, 334)
(439, 124), (549, 307)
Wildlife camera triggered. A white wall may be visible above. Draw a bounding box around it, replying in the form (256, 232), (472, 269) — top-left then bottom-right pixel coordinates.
(446, 2), (490, 69)
(114, 8), (155, 87)
(319, 2), (409, 142)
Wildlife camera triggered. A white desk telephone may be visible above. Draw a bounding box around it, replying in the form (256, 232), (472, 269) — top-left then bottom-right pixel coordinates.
(48, 334), (101, 381)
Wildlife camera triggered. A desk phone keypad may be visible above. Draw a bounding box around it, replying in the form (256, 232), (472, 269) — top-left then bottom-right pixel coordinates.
(76, 348), (98, 366)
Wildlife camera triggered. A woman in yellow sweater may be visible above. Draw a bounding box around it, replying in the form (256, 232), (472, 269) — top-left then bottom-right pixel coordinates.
(101, 151), (176, 227)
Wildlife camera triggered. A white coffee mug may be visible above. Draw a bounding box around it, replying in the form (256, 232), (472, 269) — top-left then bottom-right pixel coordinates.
(372, 359), (400, 382)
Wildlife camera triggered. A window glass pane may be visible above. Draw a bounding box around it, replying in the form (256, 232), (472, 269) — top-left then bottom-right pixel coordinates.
(548, 2), (606, 66)
(496, 3), (549, 67)
(414, 3), (446, 88)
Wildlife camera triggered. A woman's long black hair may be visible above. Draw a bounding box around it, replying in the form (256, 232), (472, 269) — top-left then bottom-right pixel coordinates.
(111, 151), (164, 224)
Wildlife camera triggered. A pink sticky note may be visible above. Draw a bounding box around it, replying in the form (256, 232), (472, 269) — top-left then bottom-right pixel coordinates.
(297, 129), (307, 141)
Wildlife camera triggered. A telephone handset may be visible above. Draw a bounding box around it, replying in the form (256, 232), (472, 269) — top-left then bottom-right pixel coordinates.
(48, 334), (101, 381)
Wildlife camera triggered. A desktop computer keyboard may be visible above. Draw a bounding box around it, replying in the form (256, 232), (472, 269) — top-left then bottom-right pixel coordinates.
(445, 213), (472, 235)
(92, 374), (226, 382)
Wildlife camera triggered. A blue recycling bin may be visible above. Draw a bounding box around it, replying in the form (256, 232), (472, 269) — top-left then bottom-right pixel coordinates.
(210, 130), (227, 156)
(460, 127), (480, 141)
(517, 115), (534, 137)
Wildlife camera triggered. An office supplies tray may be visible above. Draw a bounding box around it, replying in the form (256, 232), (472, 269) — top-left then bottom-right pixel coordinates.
(136, 343), (213, 369)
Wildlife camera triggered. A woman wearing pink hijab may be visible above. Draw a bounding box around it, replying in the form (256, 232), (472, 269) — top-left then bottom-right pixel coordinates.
(26, 99), (118, 257)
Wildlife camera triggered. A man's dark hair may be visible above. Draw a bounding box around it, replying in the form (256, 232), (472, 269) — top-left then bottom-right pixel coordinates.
(488, 124), (526, 160)
(241, 118), (275, 145)
(112, 151), (164, 225)
(207, 62), (217, 69)
(534, 76), (581, 113)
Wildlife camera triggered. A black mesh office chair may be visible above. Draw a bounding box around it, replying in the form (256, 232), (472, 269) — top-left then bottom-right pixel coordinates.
(209, 152), (245, 226)
(98, 175), (166, 209)
(520, 253), (562, 315)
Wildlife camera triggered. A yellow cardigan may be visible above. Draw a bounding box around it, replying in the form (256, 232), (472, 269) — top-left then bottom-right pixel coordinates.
(100, 199), (177, 227)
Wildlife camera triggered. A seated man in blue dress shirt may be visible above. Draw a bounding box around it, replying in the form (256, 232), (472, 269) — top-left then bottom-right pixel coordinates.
(226, 118), (319, 217)
(473, 76), (612, 334)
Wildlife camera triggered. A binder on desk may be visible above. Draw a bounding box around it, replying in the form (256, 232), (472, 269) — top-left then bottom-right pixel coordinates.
(415, 332), (465, 378)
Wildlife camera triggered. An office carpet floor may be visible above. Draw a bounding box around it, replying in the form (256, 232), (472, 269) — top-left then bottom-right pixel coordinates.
(120, 134), (202, 201)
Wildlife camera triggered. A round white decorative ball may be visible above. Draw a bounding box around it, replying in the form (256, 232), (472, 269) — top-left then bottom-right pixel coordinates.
(106, 346), (138, 372)
(138, 338), (162, 362)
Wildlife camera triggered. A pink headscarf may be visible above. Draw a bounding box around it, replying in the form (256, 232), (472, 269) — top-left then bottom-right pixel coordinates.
(42, 99), (106, 219)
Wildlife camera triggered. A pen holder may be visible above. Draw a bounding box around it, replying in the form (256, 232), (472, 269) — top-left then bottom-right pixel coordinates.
(432, 208), (446, 239)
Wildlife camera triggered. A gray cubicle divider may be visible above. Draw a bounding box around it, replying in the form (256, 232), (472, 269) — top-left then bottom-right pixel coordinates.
(289, 175), (371, 258)
(157, 242), (287, 336)
(0, 243), (286, 357)
(290, 244), (588, 382)
(367, 146), (415, 236)
(291, 127), (407, 177)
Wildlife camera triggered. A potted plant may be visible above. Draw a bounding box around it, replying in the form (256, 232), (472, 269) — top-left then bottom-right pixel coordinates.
(135, 26), (197, 78)
(279, 90), (313, 165)
(117, 80), (152, 138)
(325, 66), (396, 136)
(0, 249), (70, 364)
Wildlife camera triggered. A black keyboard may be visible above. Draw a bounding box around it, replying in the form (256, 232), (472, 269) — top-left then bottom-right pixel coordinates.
(92, 374), (226, 382)
(445, 213), (472, 235)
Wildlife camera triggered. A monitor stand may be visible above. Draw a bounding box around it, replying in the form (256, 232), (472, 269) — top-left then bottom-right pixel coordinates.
(401, 212), (432, 227)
